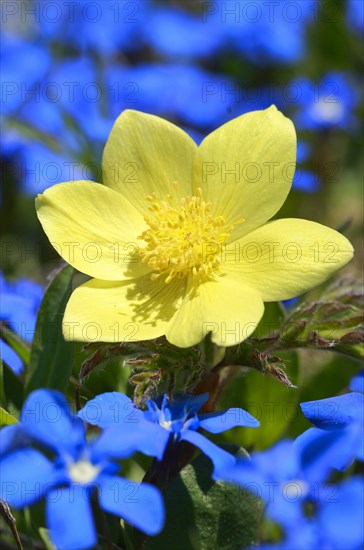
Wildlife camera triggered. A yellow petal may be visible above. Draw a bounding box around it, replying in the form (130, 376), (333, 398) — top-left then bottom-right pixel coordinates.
(102, 110), (197, 214)
(36, 181), (149, 280)
(193, 106), (296, 241)
(225, 219), (354, 301)
(166, 274), (264, 348)
(63, 274), (186, 342)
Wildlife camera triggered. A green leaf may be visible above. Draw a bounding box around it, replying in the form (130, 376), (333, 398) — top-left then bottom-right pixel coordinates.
(276, 278), (364, 359)
(146, 448), (261, 550)
(219, 351), (300, 450)
(2, 363), (23, 413)
(25, 265), (75, 396)
(0, 406), (18, 426)
(39, 528), (56, 550)
(221, 345), (296, 388)
(1, 327), (31, 365)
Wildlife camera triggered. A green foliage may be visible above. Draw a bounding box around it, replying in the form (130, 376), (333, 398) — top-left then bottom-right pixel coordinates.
(25, 265), (75, 396)
(1, 327), (31, 366)
(80, 338), (204, 405)
(146, 448), (261, 550)
(218, 352), (300, 451)
(218, 278), (363, 392)
(0, 406), (18, 427)
(275, 278), (363, 359)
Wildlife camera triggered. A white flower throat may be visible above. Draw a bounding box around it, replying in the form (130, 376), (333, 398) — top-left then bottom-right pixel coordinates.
(68, 460), (100, 484)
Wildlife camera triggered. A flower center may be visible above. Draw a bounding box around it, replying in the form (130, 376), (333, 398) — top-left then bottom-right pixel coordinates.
(310, 98), (344, 123)
(68, 460), (100, 484)
(282, 480), (310, 500)
(159, 419), (173, 430)
(138, 186), (233, 284)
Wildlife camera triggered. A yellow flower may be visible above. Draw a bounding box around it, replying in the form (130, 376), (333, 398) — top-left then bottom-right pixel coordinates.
(36, 107), (353, 347)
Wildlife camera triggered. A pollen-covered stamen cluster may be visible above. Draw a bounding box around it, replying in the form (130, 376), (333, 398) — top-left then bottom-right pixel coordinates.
(139, 186), (233, 284)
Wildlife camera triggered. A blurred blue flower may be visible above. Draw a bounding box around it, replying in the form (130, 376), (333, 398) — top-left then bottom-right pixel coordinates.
(296, 141), (311, 163)
(79, 392), (259, 477)
(297, 388), (364, 472)
(347, 0), (364, 33)
(18, 56), (112, 144)
(0, 34), (50, 116)
(19, 144), (89, 195)
(218, 440), (311, 526)
(292, 168), (320, 192)
(4, 54), (113, 194)
(205, 0), (317, 65)
(0, 273), (43, 374)
(282, 297), (299, 309)
(255, 476), (364, 550)
(106, 63), (238, 130)
(219, 428), (362, 520)
(141, 7), (223, 59)
(350, 369), (364, 393)
(316, 476), (364, 550)
(0, 389), (165, 549)
(218, 437), (364, 549)
(36, 0), (147, 55)
(292, 141), (320, 192)
(294, 73), (358, 130)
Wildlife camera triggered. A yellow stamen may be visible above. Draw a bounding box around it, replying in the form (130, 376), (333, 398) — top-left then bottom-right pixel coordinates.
(138, 186), (240, 283)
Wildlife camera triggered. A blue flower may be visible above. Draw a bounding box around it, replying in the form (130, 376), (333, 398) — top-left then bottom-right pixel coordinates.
(79, 392), (259, 477)
(294, 73), (358, 130)
(0, 273), (43, 374)
(0, 390), (164, 549)
(205, 0), (317, 65)
(34, 0), (147, 55)
(347, 0), (364, 33)
(141, 7), (223, 59)
(106, 63), (238, 130)
(254, 476), (364, 550)
(297, 380), (364, 472)
(217, 440), (310, 526)
(0, 34), (50, 115)
(349, 369), (364, 393)
(292, 168), (320, 192)
(4, 53), (114, 194)
(217, 437), (364, 549)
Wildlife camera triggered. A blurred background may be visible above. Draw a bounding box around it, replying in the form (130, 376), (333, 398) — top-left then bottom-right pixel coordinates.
(1, 0), (363, 427)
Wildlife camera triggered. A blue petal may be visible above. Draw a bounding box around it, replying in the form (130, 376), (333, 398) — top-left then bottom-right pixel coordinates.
(180, 430), (236, 478)
(46, 485), (96, 550)
(0, 424), (30, 456)
(300, 393), (364, 429)
(292, 169), (320, 193)
(217, 459), (266, 498)
(91, 422), (170, 463)
(349, 370), (364, 393)
(98, 474), (164, 535)
(198, 408), (259, 433)
(296, 141), (310, 163)
(266, 493), (305, 527)
(171, 393), (209, 416)
(78, 392), (143, 428)
(21, 389), (86, 457)
(0, 449), (56, 508)
(1, 339), (23, 375)
(280, 521), (318, 550)
(294, 427), (356, 482)
(253, 441), (300, 482)
(319, 476), (364, 549)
